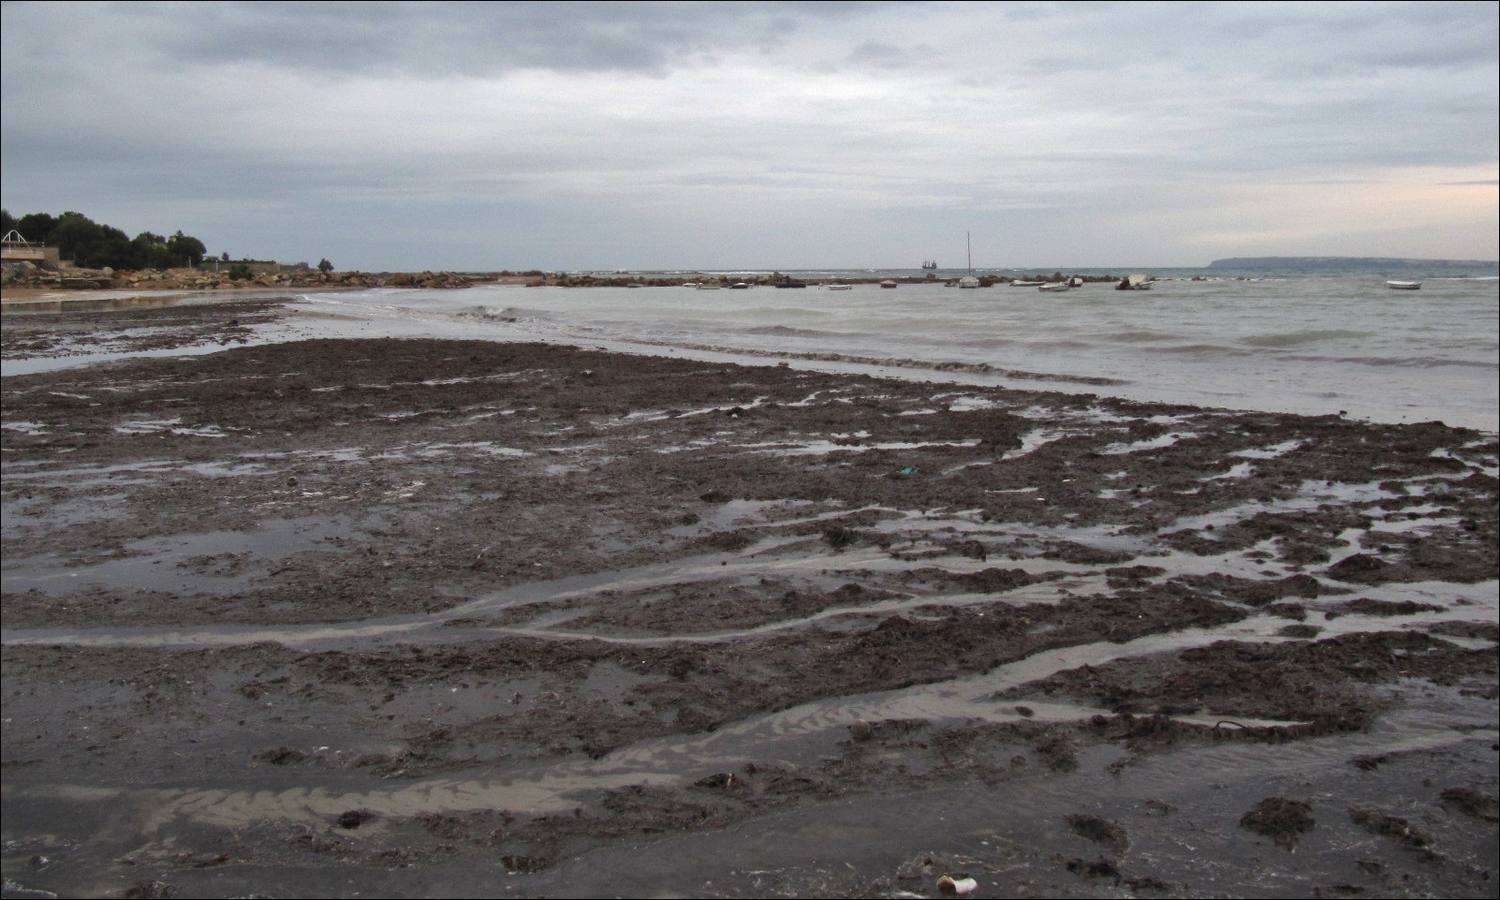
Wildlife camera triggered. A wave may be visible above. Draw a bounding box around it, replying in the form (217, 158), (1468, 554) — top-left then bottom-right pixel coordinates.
(1239, 329), (1370, 349)
(1107, 330), (1185, 344)
(453, 305), (548, 323)
(1282, 353), (1499, 371)
(738, 306), (829, 319)
(740, 325), (839, 338)
(1156, 343), (1251, 357)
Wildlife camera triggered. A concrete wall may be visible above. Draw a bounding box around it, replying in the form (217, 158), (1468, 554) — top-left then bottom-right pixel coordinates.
(0, 245), (61, 269)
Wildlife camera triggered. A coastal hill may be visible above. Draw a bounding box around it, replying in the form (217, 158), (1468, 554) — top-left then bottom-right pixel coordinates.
(1210, 256), (1497, 269)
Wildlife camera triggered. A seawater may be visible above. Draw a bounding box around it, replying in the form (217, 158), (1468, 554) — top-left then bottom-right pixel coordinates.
(285, 271), (1499, 433)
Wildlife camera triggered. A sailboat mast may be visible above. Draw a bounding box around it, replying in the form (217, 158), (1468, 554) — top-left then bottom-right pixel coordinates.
(967, 231), (972, 275)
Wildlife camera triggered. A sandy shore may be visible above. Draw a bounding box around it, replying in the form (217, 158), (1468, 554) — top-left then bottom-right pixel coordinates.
(2, 297), (1496, 898)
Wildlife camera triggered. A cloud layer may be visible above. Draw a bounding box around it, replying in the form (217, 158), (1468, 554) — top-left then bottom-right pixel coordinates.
(4, 1), (1496, 269)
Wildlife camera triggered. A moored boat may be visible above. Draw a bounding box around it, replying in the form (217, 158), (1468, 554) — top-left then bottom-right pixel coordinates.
(1386, 280), (1422, 290)
(957, 232), (980, 288)
(827, 283), (853, 291)
(1038, 282), (1069, 292)
(879, 279), (898, 289)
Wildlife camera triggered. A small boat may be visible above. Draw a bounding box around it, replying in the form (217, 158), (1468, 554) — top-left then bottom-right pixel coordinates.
(1038, 282), (1070, 292)
(1067, 276), (1084, 288)
(1011, 280), (1045, 287)
(827, 283), (853, 291)
(696, 281), (721, 290)
(957, 232), (980, 288)
(1386, 280), (1422, 290)
(729, 282), (751, 290)
(879, 279), (898, 289)
(682, 281), (700, 288)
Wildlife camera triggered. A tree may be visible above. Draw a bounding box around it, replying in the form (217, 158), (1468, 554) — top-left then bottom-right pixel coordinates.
(50, 212), (133, 268)
(132, 231), (173, 269)
(16, 212), (58, 245)
(318, 258), (334, 273)
(46, 212), (100, 259)
(5, 209), (209, 271)
(167, 230), (206, 268)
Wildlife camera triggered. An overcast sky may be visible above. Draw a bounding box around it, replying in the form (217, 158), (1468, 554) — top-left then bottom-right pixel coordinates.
(3, 1), (1496, 270)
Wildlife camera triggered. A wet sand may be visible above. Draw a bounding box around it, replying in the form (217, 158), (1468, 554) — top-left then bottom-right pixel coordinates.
(2, 297), (1496, 898)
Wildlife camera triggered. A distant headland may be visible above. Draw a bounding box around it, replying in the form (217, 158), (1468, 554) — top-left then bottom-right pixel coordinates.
(1209, 256), (1498, 269)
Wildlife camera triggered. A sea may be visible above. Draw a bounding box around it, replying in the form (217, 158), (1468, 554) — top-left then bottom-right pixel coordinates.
(279, 263), (1499, 433)
(5, 262), (1497, 433)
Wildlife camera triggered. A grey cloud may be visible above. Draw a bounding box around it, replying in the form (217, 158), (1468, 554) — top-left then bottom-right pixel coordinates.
(4, 1), (1495, 269)
(120, 1), (884, 77)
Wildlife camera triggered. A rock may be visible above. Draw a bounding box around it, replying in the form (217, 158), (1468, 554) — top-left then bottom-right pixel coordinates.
(1240, 797), (1314, 849)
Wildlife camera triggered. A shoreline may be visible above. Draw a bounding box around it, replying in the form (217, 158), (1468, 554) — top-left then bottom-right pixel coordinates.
(6, 288), (1496, 435)
(2, 296), (1496, 898)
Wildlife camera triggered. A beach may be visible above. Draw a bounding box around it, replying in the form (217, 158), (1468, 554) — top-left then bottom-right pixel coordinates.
(2, 295), (1497, 898)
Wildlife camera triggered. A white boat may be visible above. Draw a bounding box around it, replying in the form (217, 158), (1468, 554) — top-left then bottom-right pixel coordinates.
(1386, 280), (1422, 290)
(827, 283), (853, 291)
(1038, 282), (1070, 292)
(958, 232), (980, 288)
(1067, 276), (1084, 287)
(879, 279), (898, 289)
(1011, 280), (1045, 287)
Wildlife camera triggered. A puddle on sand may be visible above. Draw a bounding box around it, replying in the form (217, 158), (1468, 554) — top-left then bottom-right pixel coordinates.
(1, 492), (131, 533)
(1, 458), (269, 488)
(0, 516), (354, 596)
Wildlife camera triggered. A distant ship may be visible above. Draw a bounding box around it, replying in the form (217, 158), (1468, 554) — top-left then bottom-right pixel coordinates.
(921, 259), (937, 270)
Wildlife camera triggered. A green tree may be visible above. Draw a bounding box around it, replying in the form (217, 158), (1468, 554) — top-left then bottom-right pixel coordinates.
(166, 230), (206, 268)
(132, 232), (173, 269)
(15, 212), (58, 245)
(50, 212), (133, 267)
(318, 258), (334, 273)
(5, 209), (209, 271)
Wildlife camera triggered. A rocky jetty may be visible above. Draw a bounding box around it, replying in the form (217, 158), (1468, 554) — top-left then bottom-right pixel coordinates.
(0, 263), (499, 293)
